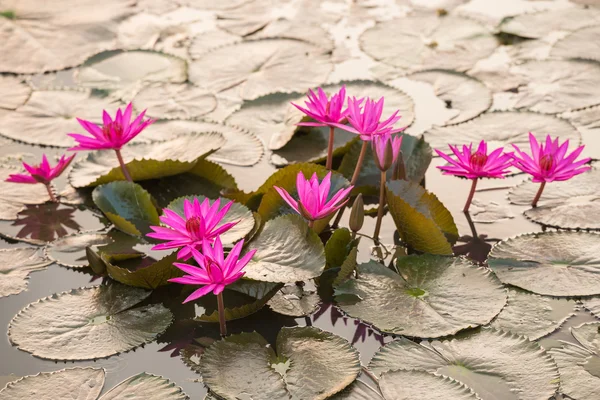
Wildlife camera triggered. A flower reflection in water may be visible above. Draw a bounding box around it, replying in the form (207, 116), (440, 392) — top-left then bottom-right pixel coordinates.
(10, 203), (81, 243)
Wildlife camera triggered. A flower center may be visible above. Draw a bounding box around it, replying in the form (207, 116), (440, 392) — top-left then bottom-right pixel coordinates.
(469, 152), (488, 170)
(102, 122), (124, 140)
(539, 154), (554, 173)
(185, 216), (204, 240)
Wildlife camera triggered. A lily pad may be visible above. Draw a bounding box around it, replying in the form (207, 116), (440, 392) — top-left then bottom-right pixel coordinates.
(8, 284), (173, 360)
(166, 195), (255, 246)
(360, 14), (497, 72)
(489, 289), (576, 340)
(508, 170), (600, 230)
(139, 119), (263, 166)
(69, 131), (224, 187)
(0, 76), (31, 110)
(335, 256), (506, 338)
(325, 228), (353, 269)
(488, 231), (600, 297)
(499, 8), (600, 39)
(0, 248), (51, 298)
(267, 285), (320, 317)
(98, 372), (188, 400)
(369, 328), (559, 400)
(103, 251), (181, 289)
(582, 297), (600, 318)
(0, 166), (55, 219)
(244, 214), (326, 283)
(76, 50), (187, 90)
(548, 322), (600, 400)
(408, 70), (492, 125)
(330, 381), (383, 400)
(424, 111), (581, 150)
(470, 199), (514, 224)
(379, 370), (479, 400)
(93, 182), (160, 236)
(188, 39), (333, 101)
(45, 231), (112, 268)
(386, 180), (458, 255)
(132, 83), (217, 119)
(0, 90), (121, 147)
(200, 326), (360, 400)
(0, 368), (105, 400)
(551, 25), (600, 63)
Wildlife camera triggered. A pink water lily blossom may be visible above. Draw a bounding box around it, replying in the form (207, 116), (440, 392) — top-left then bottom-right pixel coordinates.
(147, 197), (238, 260)
(372, 133), (403, 171)
(274, 172), (353, 224)
(292, 86), (351, 127)
(6, 154), (75, 202)
(332, 97), (405, 141)
(169, 237), (256, 303)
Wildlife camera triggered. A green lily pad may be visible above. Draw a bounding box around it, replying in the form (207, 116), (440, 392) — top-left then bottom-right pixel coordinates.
(488, 231), (600, 297)
(330, 381), (383, 400)
(489, 289), (576, 340)
(166, 195), (255, 247)
(45, 231), (112, 268)
(582, 297), (600, 318)
(0, 248), (51, 298)
(8, 284), (173, 360)
(200, 326), (360, 400)
(379, 370), (479, 400)
(98, 372), (188, 400)
(69, 131), (224, 187)
(386, 180), (458, 255)
(103, 251), (181, 289)
(548, 322), (600, 400)
(335, 256), (506, 338)
(369, 328), (559, 400)
(325, 228), (353, 269)
(267, 285), (320, 317)
(93, 182), (160, 236)
(0, 166), (54, 220)
(243, 214), (326, 283)
(508, 170), (599, 230)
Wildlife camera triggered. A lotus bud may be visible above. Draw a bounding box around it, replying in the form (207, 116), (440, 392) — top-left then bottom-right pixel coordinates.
(349, 194), (364, 233)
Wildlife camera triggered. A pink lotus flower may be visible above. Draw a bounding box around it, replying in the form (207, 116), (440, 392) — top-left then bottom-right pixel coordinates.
(292, 86), (351, 127)
(332, 97), (405, 141)
(169, 237), (256, 303)
(512, 133), (591, 183)
(372, 133), (403, 171)
(435, 141), (513, 179)
(68, 103), (154, 151)
(147, 197), (238, 260)
(274, 172), (353, 224)
(6, 154), (75, 202)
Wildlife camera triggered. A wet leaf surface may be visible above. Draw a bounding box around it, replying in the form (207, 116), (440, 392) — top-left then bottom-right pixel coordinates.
(335, 256), (506, 338)
(0, 248), (51, 298)
(8, 284), (173, 360)
(488, 231), (600, 297)
(267, 285), (320, 317)
(379, 370), (479, 400)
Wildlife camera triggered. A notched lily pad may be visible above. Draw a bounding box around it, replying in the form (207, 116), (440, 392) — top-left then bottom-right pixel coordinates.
(8, 284), (173, 360)
(267, 285), (320, 317)
(200, 326), (360, 400)
(335, 256), (506, 338)
(488, 231), (600, 296)
(45, 231), (112, 268)
(0, 248), (51, 298)
(330, 380), (383, 400)
(551, 25), (600, 63)
(582, 297), (600, 318)
(0, 76), (31, 110)
(499, 8), (600, 39)
(99, 372), (188, 400)
(379, 370), (479, 400)
(133, 83), (217, 120)
(470, 199), (514, 224)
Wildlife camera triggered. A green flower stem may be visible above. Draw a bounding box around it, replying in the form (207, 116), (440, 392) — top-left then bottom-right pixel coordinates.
(463, 178), (478, 213)
(115, 149), (133, 182)
(532, 181), (546, 208)
(308, 220), (314, 229)
(217, 292), (227, 336)
(373, 170), (386, 242)
(45, 183), (58, 203)
(326, 126), (335, 170)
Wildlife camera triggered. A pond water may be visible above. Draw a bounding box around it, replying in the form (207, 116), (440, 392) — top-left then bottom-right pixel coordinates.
(1, 0), (600, 399)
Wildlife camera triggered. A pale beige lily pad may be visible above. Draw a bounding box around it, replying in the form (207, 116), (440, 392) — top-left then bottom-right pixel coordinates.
(99, 372), (188, 400)
(0, 90), (121, 147)
(0, 76), (31, 110)
(188, 39), (333, 101)
(379, 370), (480, 400)
(188, 29), (242, 59)
(45, 231), (112, 268)
(0, 166), (51, 220)
(551, 25), (600, 62)
(582, 297), (600, 318)
(132, 83), (217, 120)
(0, 248), (51, 298)
(360, 14), (497, 72)
(499, 7), (600, 39)
(267, 285), (320, 317)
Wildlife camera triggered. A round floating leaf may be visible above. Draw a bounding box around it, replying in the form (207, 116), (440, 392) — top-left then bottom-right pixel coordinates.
(379, 370), (479, 400)
(70, 131), (224, 187)
(408, 69), (492, 125)
(99, 372), (188, 400)
(425, 111), (581, 151)
(508, 170), (600, 230)
(0, 90), (120, 147)
(489, 289), (576, 340)
(386, 180), (458, 255)
(571, 322), (600, 353)
(76, 50), (187, 90)
(267, 285), (320, 317)
(325, 228), (353, 269)
(360, 15), (497, 72)
(551, 25), (600, 63)
(0, 0), (135, 73)
(0, 248), (51, 298)
(470, 199), (514, 224)
(330, 381), (383, 400)
(244, 214), (326, 283)
(200, 326), (360, 400)
(0, 368), (105, 400)
(335, 256), (506, 338)
(93, 182), (159, 236)
(166, 195), (255, 247)
(139, 119), (263, 167)
(369, 328), (559, 400)
(188, 39), (333, 101)
(133, 83), (217, 120)
(45, 232), (112, 268)
(488, 231), (600, 297)
(582, 297), (600, 318)
(0, 76), (31, 110)
(8, 284), (173, 360)
(499, 8), (600, 39)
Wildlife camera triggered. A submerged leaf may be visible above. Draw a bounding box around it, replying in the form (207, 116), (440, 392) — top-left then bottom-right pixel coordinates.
(488, 231), (600, 296)
(335, 257), (506, 338)
(103, 252), (181, 290)
(0, 248), (51, 298)
(379, 370), (479, 400)
(8, 284), (173, 360)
